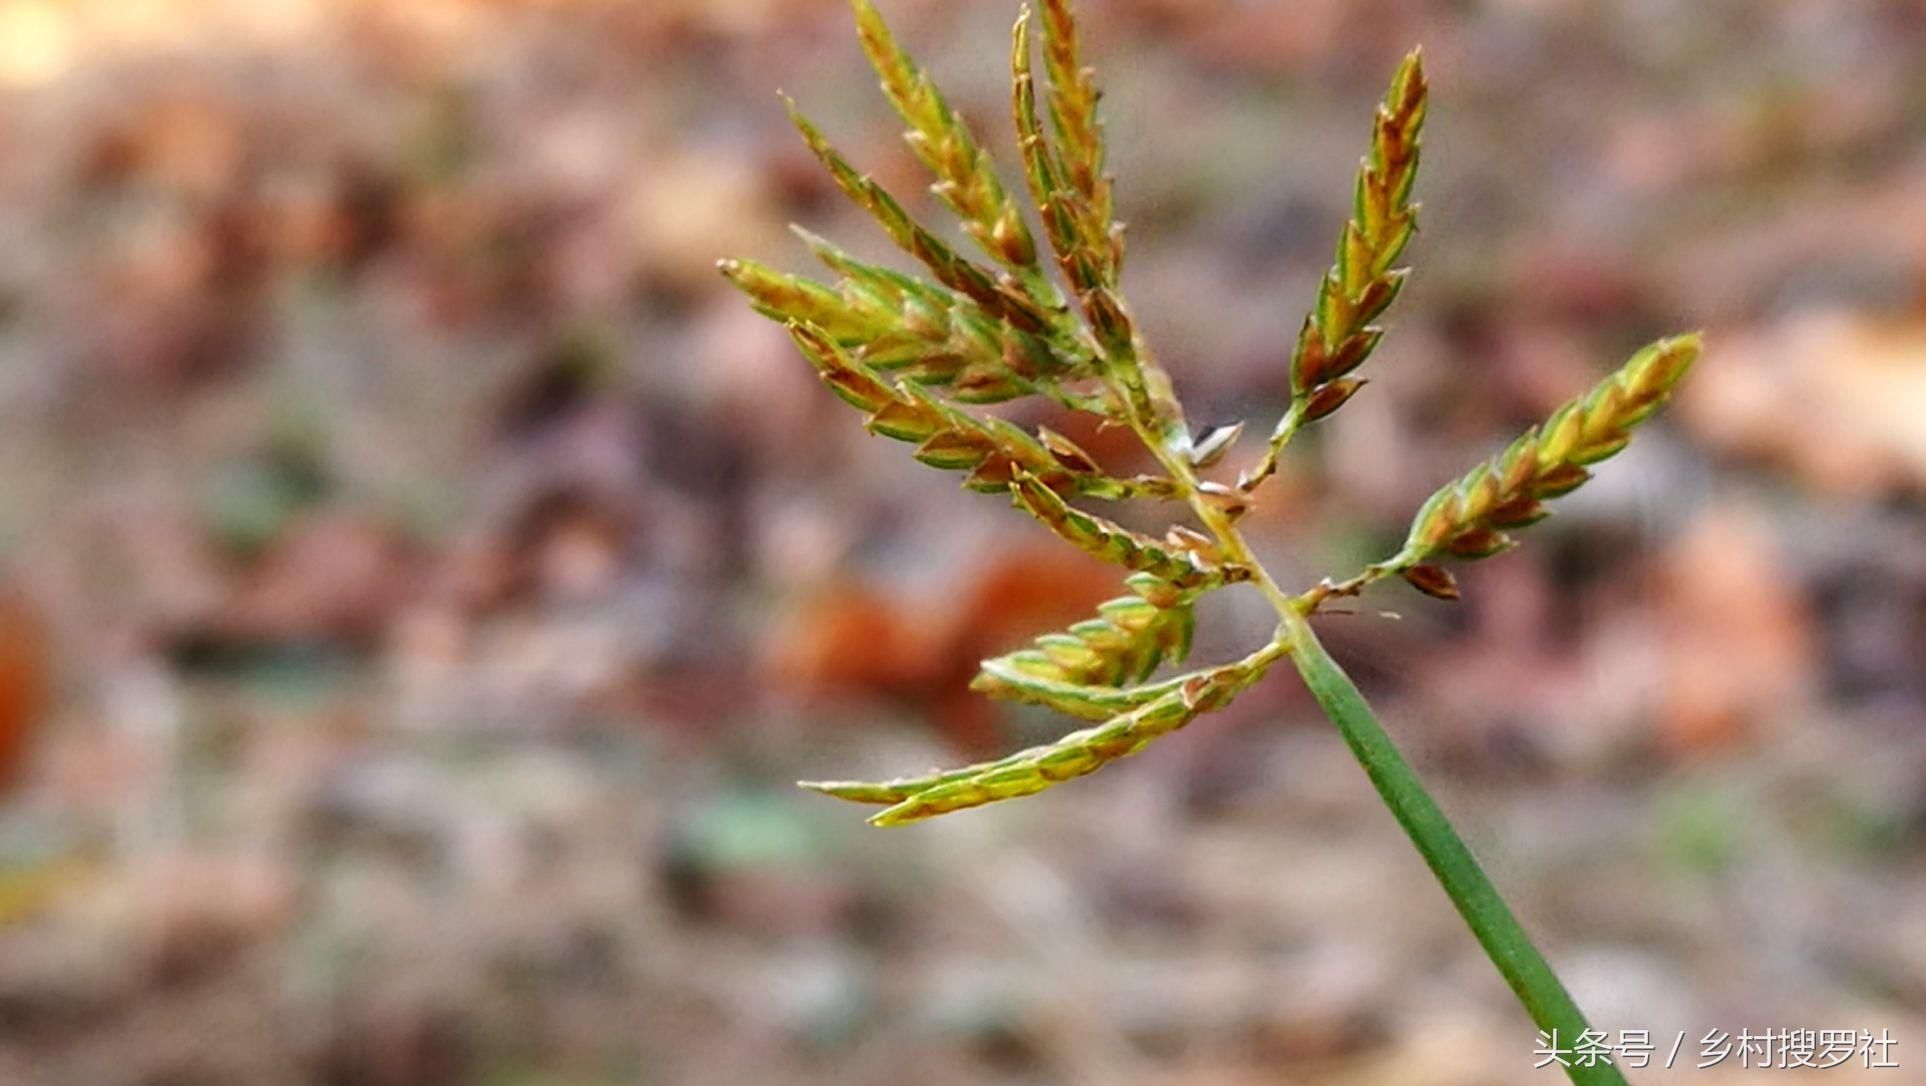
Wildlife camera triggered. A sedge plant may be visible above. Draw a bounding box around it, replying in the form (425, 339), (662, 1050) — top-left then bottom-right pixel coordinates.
(721, 3), (1696, 1080)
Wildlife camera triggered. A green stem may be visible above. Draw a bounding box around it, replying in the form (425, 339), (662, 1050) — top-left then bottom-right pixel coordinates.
(1284, 616), (1628, 1086)
(1093, 274), (1620, 1085)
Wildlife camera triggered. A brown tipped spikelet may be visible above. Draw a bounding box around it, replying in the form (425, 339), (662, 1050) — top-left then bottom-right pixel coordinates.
(1243, 50), (1426, 491)
(784, 321), (1171, 499)
(1013, 3), (1189, 447)
(1013, 2), (1120, 290)
(721, 232), (1093, 404)
(724, 1), (1699, 828)
(805, 652), (1272, 825)
(982, 571), (1200, 690)
(1295, 50), (1425, 397)
(1008, 471), (1246, 589)
(785, 99), (1057, 335)
(1398, 334), (1701, 572)
(852, 0), (1042, 274)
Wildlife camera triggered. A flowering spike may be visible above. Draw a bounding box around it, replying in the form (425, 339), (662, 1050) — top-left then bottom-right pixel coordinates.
(807, 653), (1272, 824)
(981, 573), (1202, 691)
(1393, 334), (1702, 585)
(1008, 471), (1244, 589)
(785, 97), (1054, 334)
(1244, 49), (1427, 493)
(784, 322), (1171, 499)
(969, 657), (1198, 721)
(851, 0), (1043, 274)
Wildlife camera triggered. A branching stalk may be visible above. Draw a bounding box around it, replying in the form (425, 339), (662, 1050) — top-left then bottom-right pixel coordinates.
(725, 4), (1699, 1078)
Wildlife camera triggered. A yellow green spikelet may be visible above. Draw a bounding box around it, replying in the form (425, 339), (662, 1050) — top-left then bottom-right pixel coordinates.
(851, 0), (1043, 277)
(968, 657), (1198, 721)
(720, 231), (1095, 404)
(1243, 49), (1428, 491)
(1387, 334), (1701, 598)
(1007, 470), (1247, 589)
(804, 656), (1267, 825)
(783, 321), (1174, 499)
(1296, 49), (1425, 403)
(784, 99), (1056, 334)
(1011, 2), (1189, 450)
(1012, 2), (1119, 292)
(977, 571), (1201, 698)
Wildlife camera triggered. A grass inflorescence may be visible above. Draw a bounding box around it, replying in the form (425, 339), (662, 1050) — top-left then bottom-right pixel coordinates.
(722, 4), (1696, 1079)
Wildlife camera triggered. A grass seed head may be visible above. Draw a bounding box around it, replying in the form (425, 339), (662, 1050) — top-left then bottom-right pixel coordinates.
(1294, 50), (1423, 395)
(726, 4), (1698, 827)
(852, 0), (1041, 271)
(982, 573), (1200, 690)
(1009, 471), (1246, 590)
(808, 655), (1266, 825)
(1400, 334), (1702, 573)
(724, 230), (1096, 404)
(1239, 49), (1427, 494)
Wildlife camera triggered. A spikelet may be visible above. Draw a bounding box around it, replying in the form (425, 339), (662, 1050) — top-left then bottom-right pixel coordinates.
(720, 232), (1095, 404)
(1243, 50), (1427, 491)
(1013, 3), (1118, 293)
(968, 656), (1197, 721)
(1038, 2), (1110, 236)
(1011, 12), (1071, 268)
(1294, 50), (1425, 400)
(1008, 471), (1247, 589)
(1187, 422), (1245, 470)
(804, 656), (1265, 825)
(786, 321), (1174, 499)
(980, 571), (1199, 692)
(785, 100), (1058, 336)
(1008, 7), (1123, 348)
(795, 229), (1103, 402)
(1393, 334), (1702, 594)
(851, 0), (1045, 280)
(1011, 4), (1190, 450)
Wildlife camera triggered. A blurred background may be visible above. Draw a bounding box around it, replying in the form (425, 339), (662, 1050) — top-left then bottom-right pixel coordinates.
(0, 0), (1923, 1082)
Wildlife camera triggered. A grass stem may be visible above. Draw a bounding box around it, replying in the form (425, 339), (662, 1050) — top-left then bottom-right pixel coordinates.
(1284, 616), (1628, 1086)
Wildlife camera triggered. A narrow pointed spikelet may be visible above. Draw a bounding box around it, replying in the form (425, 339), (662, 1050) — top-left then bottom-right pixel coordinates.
(981, 571), (1198, 689)
(1013, 5), (1190, 450)
(1397, 334), (1701, 574)
(785, 321), (1175, 500)
(969, 657), (1199, 721)
(795, 228), (1098, 394)
(1011, 8), (1113, 297)
(1039, 0), (1118, 277)
(1010, 11), (1058, 226)
(721, 234), (1094, 403)
(1293, 49), (1425, 397)
(851, 0), (1042, 274)
(785, 98), (1056, 334)
(715, 257), (869, 340)
(804, 658), (1261, 825)
(1008, 471), (1246, 589)
(722, 257), (1016, 401)
(1244, 50), (1426, 492)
